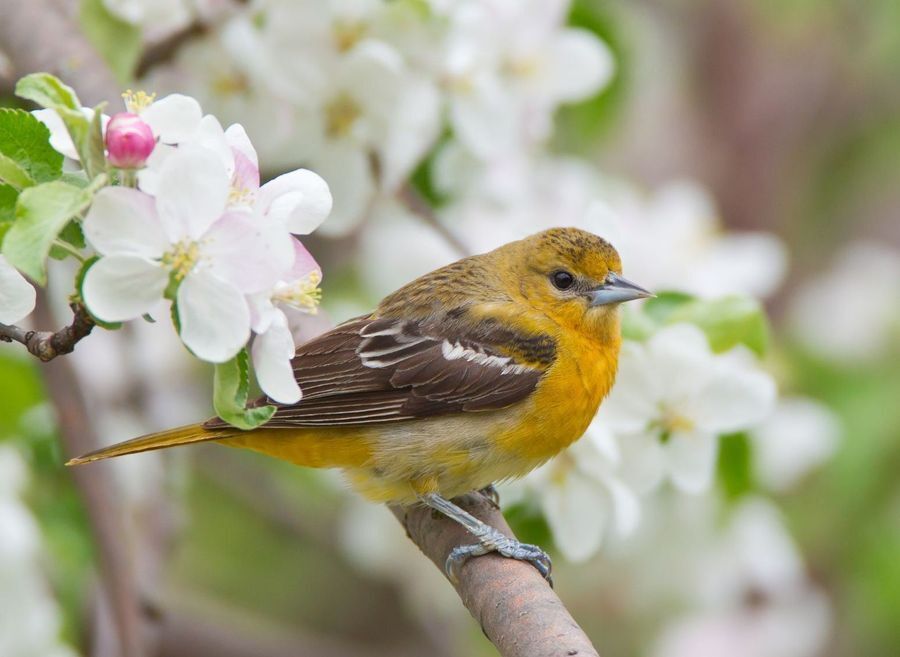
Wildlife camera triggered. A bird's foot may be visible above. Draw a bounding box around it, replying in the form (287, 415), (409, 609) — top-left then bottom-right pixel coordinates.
(478, 483), (501, 509)
(445, 527), (553, 586)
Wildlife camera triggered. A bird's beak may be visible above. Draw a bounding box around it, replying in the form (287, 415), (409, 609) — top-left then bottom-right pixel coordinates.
(588, 272), (654, 307)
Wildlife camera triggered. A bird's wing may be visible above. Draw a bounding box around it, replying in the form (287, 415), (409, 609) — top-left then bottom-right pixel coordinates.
(206, 315), (549, 429)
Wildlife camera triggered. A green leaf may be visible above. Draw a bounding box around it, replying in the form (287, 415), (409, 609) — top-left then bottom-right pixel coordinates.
(83, 102), (108, 179)
(2, 180), (94, 284)
(0, 353), (45, 439)
(213, 350), (276, 431)
(0, 183), (16, 224)
(667, 296), (770, 356)
(717, 432), (754, 500)
(642, 291), (696, 324)
(636, 293), (770, 356)
(0, 153), (34, 189)
(79, 0), (143, 84)
(58, 219), (86, 249)
(0, 107), (64, 185)
(15, 73), (81, 111)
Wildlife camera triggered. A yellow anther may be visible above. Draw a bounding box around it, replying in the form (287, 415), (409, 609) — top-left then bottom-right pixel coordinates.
(333, 20), (367, 53)
(275, 270), (322, 313)
(122, 89), (157, 113)
(324, 93), (362, 139)
(162, 241), (201, 282)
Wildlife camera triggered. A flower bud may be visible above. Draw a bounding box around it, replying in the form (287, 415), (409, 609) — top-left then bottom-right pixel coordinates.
(105, 112), (155, 169)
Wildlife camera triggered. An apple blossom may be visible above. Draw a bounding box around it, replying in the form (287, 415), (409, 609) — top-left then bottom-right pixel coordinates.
(599, 324), (776, 494)
(439, 0), (614, 158)
(515, 419), (640, 562)
(81, 146), (296, 363)
(105, 112), (155, 169)
(248, 240), (323, 403)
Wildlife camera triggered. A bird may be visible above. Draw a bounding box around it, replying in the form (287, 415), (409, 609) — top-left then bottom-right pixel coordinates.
(68, 227), (651, 581)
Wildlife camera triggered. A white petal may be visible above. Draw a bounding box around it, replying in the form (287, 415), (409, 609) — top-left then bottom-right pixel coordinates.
(203, 212), (295, 294)
(225, 123), (259, 170)
(542, 29), (615, 102)
(605, 477), (641, 537)
(136, 142), (175, 195)
(378, 78), (441, 190)
(0, 256), (36, 324)
(618, 431), (666, 495)
(257, 169), (333, 234)
(177, 271), (250, 362)
(450, 81), (519, 159)
(666, 432), (718, 493)
(247, 292), (279, 334)
(83, 187), (167, 257)
(141, 94), (202, 144)
(155, 146), (229, 241)
(32, 109), (79, 160)
(252, 312), (300, 404)
(192, 115), (234, 176)
(82, 255), (168, 322)
(598, 342), (659, 432)
(692, 359), (777, 434)
(339, 40), (405, 126)
(541, 472), (607, 563)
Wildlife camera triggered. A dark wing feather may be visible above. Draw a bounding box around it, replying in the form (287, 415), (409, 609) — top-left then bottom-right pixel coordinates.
(206, 315), (548, 429)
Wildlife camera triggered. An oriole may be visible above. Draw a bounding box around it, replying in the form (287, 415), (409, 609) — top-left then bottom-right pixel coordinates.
(69, 227), (651, 579)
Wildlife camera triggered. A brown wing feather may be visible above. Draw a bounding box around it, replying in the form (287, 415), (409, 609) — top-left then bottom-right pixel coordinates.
(206, 314), (550, 430)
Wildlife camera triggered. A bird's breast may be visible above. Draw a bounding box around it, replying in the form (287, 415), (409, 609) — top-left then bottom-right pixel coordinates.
(493, 332), (619, 465)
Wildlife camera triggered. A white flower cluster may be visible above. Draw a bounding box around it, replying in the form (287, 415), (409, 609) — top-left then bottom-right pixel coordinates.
(142, 0), (614, 234)
(0, 447), (77, 657)
(35, 92), (332, 404)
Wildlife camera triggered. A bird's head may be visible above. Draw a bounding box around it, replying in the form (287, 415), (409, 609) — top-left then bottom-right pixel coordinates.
(503, 227), (652, 334)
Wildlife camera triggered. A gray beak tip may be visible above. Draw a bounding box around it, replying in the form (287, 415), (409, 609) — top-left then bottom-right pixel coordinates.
(589, 272), (653, 307)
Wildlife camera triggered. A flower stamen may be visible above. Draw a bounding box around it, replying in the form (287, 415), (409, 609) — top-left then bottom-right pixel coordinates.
(274, 271), (322, 313)
(122, 89), (157, 113)
(324, 93), (362, 139)
(162, 241), (201, 282)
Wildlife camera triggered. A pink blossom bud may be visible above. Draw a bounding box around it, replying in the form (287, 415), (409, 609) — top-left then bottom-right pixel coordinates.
(105, 112), (155, 169)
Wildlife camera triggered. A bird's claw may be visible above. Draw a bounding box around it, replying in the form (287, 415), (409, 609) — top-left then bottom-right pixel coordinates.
(445, 534), (553, 587)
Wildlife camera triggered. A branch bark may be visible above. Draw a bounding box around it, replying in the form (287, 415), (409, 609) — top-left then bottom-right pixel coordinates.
(392, 493), (600, 657)
(0, 301), (95, 361)
(397, 183), (470, 258)
(33, 295), (145, 657)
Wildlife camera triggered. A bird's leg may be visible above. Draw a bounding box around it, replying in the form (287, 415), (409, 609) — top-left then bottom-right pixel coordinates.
(478, 483), (501, 509)
(420, 493), (552, 585)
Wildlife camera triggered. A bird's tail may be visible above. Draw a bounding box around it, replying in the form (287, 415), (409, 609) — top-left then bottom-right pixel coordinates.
(65, 423), (233, 466)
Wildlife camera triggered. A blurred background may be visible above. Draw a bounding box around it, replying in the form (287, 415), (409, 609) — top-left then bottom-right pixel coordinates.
(1, 1), (899, 656)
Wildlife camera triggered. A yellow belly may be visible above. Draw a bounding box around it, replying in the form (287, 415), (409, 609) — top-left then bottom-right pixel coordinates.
(222, 336), (617, 505)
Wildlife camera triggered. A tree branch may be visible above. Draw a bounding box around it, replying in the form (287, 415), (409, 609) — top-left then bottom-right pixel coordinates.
(0, 301), (95, 361)
(33, 296), (144, 657)
(397, 183), (470, 258)
(391, 493), (600, 657)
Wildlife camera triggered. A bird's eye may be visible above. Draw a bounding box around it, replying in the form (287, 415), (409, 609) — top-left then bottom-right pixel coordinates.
(550, 270), (575, 290)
